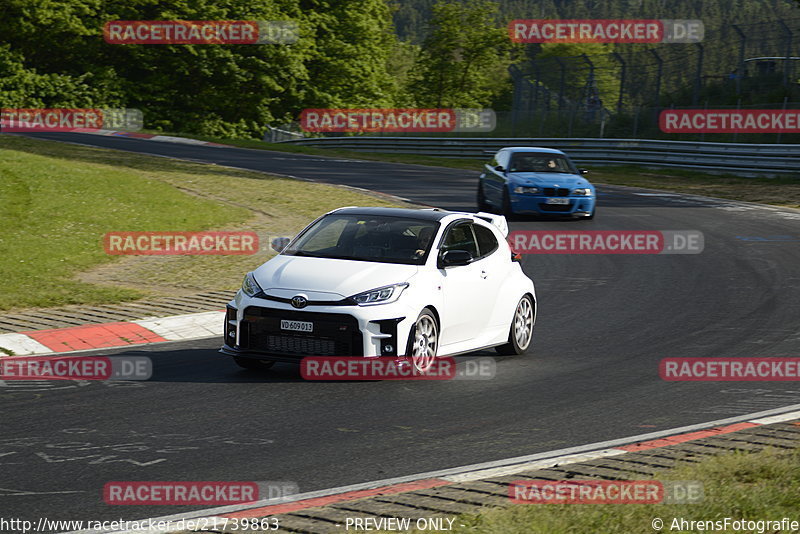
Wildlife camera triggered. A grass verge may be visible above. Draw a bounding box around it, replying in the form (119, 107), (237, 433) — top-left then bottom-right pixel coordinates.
(415, 447), (800, 533)
(0, 135), (401, 312)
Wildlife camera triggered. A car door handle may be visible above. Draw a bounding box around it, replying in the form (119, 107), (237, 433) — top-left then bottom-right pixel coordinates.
(480, 270), (488, 279)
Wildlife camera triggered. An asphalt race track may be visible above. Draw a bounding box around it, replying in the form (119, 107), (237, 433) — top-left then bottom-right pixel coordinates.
(5, 132), (800, 524)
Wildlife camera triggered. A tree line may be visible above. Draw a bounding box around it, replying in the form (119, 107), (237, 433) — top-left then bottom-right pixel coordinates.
(1, 0), (797, 138)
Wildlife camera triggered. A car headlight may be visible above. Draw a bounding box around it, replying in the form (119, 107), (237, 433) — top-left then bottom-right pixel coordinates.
(573, 188), (592, 196)
(242, 272), (263, 297)
(513, 186), (540, 194)
(350, 283), (408, 306)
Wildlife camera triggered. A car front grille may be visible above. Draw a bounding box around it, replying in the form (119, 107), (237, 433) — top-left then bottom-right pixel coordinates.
(542, 187), (570, 197)
(539, 202), (574, 212)
(265, 335), (337, 355)
(240, 307), (362, 357)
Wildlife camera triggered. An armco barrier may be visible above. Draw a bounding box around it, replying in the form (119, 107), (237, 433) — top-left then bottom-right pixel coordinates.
(281, 137), (800, 176)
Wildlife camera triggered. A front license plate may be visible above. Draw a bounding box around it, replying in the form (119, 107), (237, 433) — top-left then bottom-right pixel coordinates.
(545, 198), (570, 205)
(280, 320), (313, 332)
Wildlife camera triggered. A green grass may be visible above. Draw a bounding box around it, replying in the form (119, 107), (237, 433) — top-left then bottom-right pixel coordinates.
(0, 135), (401, 312)
(407, 447), (800, 534)
(0, 136), (246, 310)
(144, 130), (800, 209)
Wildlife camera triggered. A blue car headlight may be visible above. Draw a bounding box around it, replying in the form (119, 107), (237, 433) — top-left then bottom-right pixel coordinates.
(513, 186), (540, 194)
(350, 283), (408, 306)
(573, 188), (593, 196)
(242, 272), (263, 297)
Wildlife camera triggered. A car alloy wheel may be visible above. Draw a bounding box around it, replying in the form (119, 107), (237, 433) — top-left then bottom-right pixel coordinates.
(513, 296), (533, 350)
(411, 309), (438, 373)
(496, 295), (534, 355)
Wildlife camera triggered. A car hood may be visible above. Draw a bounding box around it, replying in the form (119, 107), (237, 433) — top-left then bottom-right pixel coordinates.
(253, 255), (418, 299)
(508, 172), (591, 188)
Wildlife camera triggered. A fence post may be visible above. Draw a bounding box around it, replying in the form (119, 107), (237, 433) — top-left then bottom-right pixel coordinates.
(778, 20), (792, 89)
(555, 57), (567, 110)
(568, 104), (576, 137)
(612, 52), (626, 113)
(732, 25), (746, 95)
(509, 65), (521, 137)
(692, 43), (704, 106)
(649, 49), (663, 109)
(649, 49), (663, 131)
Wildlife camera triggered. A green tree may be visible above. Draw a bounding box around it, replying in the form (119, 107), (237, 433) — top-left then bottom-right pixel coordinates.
(408, 0), (512, 108)
(298, 0), (401, 109)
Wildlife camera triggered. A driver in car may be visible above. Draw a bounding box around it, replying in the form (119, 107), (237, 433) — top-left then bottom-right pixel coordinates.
(414, 226), (434, 258)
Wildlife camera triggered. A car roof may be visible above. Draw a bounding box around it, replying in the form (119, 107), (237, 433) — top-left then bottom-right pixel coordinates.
(500, 147), (567, 155)
(331, 206), (453, 221)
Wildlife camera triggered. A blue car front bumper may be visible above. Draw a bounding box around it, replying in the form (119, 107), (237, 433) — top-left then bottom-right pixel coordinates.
(510, 193), (595, 216)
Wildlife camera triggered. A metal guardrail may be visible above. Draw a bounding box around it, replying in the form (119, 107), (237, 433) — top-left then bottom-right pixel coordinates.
(282, 137), (800, 176)
(264, 126), (304, 143)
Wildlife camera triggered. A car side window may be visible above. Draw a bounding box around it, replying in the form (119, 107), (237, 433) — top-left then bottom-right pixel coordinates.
(473, 224), (498, 258)
(441, 223), (478, 258)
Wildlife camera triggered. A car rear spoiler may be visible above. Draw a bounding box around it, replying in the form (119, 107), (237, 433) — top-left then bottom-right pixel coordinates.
(474, 212), (509, 237)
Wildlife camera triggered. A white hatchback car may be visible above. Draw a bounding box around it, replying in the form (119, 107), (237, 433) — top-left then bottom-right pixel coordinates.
(221, 207), (536, 373)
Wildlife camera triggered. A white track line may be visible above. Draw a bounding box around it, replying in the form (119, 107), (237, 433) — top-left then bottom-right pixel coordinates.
(65, 403), (800, 534)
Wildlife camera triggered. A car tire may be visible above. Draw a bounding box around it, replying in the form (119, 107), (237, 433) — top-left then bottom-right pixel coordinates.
(233, 356), (275, 370)
(502, 188), (513, 217)
(477, 182), (490, 211)
(408, 308), (439, 373)
(495, 294), (534, 355)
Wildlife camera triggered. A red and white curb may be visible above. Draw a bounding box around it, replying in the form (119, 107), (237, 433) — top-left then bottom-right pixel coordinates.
(68, 404), (800, 534)
(0, 311), (224, 356)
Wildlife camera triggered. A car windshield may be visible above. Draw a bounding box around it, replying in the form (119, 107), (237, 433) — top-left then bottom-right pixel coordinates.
(283, 214), (439, 265)
(508, 154), (576, 173)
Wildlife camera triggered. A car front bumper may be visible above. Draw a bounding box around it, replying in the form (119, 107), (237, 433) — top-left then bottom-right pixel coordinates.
(510, 194), (595, 216)
(220, 291), (419, 362)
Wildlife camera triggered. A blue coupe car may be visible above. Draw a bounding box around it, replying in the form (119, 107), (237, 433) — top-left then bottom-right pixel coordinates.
(477, 147), (596, 219)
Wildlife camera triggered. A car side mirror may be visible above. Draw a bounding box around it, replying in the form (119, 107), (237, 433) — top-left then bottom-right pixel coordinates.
(579, 168), (589, 175)
(494, 165), (505, 172)
(439, 249), (473, 268)
(271, 236), (291, 253)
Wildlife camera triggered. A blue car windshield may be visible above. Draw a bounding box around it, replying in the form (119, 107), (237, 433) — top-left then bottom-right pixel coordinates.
(508, 154), (576, 173)
(283, 214), (440, 265)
